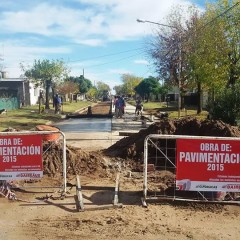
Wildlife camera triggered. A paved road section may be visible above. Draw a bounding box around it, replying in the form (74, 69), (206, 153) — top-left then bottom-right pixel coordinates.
(55, 118), (112, 132)
(55, 103), (153, 151)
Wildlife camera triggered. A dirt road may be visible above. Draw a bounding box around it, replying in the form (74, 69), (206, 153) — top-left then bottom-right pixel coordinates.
(1, 175), (239, 240)
(0, 102), (240, 240)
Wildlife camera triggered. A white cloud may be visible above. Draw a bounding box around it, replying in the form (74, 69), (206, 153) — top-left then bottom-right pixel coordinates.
(0, 0), (202, 80)
(95, 0), (195, 40)
(109, 68), (132, 75)
(68, 59), (104, 72)
(1, 41), (71, 77)
(0, 0), (197, 43)
(78, 0), (117, 6)
(134, 59), (149, 65)
(75, 39), (105, 47)
(0, 3), (102, 40)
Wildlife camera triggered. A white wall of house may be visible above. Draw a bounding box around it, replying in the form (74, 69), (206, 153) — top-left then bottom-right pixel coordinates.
(77, 93), (85, 101)
(29, 83), (43, 105)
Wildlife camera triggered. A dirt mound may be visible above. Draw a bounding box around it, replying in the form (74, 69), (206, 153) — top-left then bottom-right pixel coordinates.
(104, 117), (240, 159)
(8, 115), (240, 182)
(43, 143), (117, 178)
(81, 101), (111, 115)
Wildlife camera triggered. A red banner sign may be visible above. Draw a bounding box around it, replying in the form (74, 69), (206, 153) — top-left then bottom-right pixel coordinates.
(176, 139), (240, 192)
(0, 135), (43, 180)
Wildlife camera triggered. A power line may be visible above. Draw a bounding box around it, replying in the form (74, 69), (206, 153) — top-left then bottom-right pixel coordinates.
(83, 51), (145, 69)
(7, 48), (146, 69)
(5, 48), (146, 69)
(155, 1), (239, 57)
(67, 47), (145, 63)
(200, 1), (239, 30)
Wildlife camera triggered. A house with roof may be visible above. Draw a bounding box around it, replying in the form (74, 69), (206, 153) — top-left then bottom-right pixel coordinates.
(0, 71), (42, 110)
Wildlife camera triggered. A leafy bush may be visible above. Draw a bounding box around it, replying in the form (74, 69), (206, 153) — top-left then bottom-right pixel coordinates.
(207, 82), (240, 125)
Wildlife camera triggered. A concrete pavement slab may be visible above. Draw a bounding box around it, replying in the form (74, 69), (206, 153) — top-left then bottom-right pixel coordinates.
(55, 103), (153, 151)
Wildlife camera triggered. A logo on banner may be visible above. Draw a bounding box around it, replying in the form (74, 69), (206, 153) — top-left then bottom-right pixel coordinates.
(0, 174), (12, 178)
(176, 139), (240, 192)
(16, 173), (41, 178)
(176, 179), (191, 190)
(222, 184), (240, 190)
(196, 185), (217, 189)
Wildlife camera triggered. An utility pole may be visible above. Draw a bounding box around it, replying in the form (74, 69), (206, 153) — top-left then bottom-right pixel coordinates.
(0, 43), (5, 77)
(178, 35), (182, 118)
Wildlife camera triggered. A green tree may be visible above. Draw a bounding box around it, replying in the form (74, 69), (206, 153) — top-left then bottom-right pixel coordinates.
(86, 87), (98, 100)
(184, 7), (229, 113)
(21, 59), (69, 109)
(114, 85), (126, 96)
(79, 76), (93, 94)
(149, 2), (239, 114)
(204, 0), (240, 124)
(134, 76), (160, 101)
(149, 6), (189, 109)
(159, 83), (171, 101)
(184, 1), (240, 114)
(208, 80), (240, 125)
(55, 80), (79, 99)
(114, 74), (143, 96)
(69, 75), (93, 94)
(96, 81), (111, 100)
(213, 0), (240, 86)
(121, 74), (143, 96)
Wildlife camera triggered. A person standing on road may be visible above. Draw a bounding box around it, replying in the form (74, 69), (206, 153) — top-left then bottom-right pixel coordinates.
(121, 96), (126, 115)
(54, 94), (61, 114)
(135, 97), (142, 116)
(113, 96), (118, 115)
(116, 96), (125, 118)
(115, 96), (120, 118)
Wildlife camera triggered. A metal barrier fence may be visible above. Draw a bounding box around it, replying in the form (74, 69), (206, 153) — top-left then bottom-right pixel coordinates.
(0, 131), (67, 195)
(142, 134), (240, 206)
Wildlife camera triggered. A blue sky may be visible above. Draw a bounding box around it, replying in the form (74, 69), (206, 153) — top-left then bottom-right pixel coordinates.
(0, 0), (212, 92)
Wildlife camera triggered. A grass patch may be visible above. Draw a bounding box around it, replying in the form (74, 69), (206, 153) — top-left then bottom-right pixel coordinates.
(60, 101), (94, 113)
(0, 100), (92, 131)
(142, 101), (167, 109)
(127, 100), (208, 120)
(169, 109), (208, 120)
(128, 100), (166, 109)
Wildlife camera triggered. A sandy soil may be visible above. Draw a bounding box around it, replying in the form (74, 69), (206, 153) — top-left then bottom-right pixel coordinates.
(0, 103), (240, 240)
(1, 174), (239, 240)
